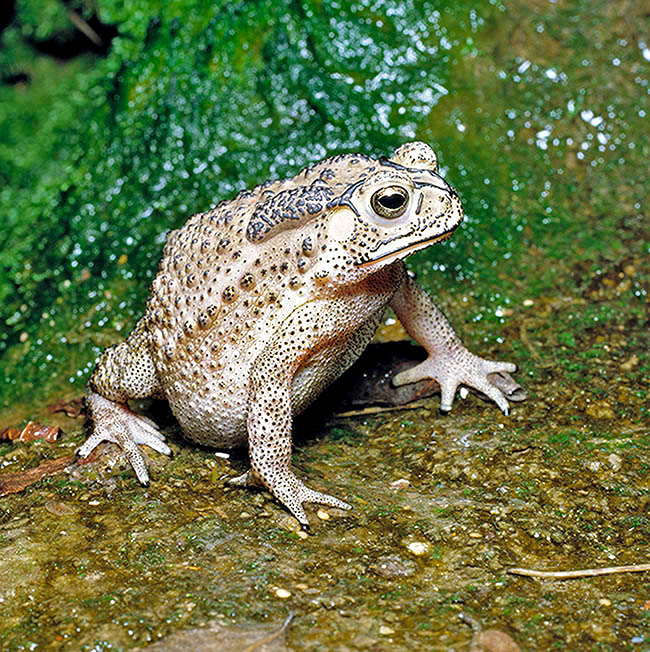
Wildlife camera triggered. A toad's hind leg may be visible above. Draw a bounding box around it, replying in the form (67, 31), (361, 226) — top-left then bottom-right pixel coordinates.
(231, 300), (374, 527)
(78, 318), (170, 484)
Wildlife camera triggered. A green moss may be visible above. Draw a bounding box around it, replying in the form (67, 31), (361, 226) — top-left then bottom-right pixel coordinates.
(0, 0), (489, 406)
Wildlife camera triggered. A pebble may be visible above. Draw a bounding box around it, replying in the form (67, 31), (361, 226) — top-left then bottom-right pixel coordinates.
(407, 541), (429, 556)
(274, 588), (291, 599)
(608, 453), (622, 472)
(523, 299), (534, 306)
(296, 530), (308, 540)
(317, 509), (330, 520)
(585, 402), (615, 419)
(620, 354), (638, 371)
(277, 515), (301, 532)
(390, 478), (410, 490)
(374, 555), (416, 578)
(469, 532), (482, 539)
(599, 598), (611, 606)
(44, 501), (76, 516)
(379, 625), (395, 635)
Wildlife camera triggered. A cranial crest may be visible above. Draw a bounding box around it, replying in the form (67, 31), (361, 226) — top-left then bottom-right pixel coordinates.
(247, 183), (335, 243)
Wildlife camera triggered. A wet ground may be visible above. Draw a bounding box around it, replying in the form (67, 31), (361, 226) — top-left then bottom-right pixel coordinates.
(1, 0), (649, 650)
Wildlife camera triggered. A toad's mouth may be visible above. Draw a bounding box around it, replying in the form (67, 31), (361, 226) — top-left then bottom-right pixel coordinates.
(355, 228), (456, 268)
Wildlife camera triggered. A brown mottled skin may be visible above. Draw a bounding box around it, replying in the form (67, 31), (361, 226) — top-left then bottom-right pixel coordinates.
(79, 142), (524, 526)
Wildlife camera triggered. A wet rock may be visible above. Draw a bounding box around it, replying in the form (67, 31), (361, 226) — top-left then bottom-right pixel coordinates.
(372, 555), (416, 578)
(470, 629), (521, 652)
(141, 616), (292, 651)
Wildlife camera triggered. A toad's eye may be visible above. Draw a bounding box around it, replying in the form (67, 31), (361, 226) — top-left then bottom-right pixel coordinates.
(370, 186), (409, 219)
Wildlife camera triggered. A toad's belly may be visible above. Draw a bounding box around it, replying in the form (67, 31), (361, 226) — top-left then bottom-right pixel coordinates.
(162, 356), (348, 449)
(164, 374), (250, 448)
(161, 309), (384, 449)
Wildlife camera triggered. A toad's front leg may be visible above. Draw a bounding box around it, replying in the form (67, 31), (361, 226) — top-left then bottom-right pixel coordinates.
(78, 318), (171, 484)
(230, 301), (353, 527)
(390, 267), (526, 414)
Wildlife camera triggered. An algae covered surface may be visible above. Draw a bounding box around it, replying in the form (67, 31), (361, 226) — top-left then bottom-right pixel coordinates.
(0, 0), (649, 649)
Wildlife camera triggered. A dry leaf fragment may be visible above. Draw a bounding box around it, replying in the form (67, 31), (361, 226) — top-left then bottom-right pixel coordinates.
(0, 421), (61, 443)
(47, 396), (85, 418)
(0, 455), (76, 497)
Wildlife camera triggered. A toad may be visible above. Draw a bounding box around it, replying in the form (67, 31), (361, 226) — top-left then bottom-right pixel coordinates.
(79, 142), (524, 526)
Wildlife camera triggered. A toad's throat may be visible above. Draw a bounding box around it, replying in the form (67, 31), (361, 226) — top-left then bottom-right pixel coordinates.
(355, 229), (456, 268)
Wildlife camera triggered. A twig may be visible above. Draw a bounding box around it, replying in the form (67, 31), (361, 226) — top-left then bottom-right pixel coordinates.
(332, 403), (426, 418)
(68, 10), (103, 47)
(508, 564), (650, 579)
(242, 612), (294, 652)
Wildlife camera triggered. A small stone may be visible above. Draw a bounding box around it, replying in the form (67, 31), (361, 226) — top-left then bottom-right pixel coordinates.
(295, 583), (309, 590)
(296, 530), (308, 540)
(379, 626), (395, 636)
(585, 401), (615, 420)
(523, 299), (534, 306)
(620, 354), (638, 371)
(317, 509), (330, 520)
(214, 452), (230, 459)
(469, 532), (482, 539)
(607, 454), (622, 472)
(373, 555), (416, 578)
(470, 629), (521, 652)
(390, 478), (410, 490)
(239, 512), (251, 519)
(599, 598), (611, 606)
(277, 515), (301, 532)
(588, 461), (601, 472)
(274, 588), (291, 599)
(44, 501), (76, 516)
(407, 541), (429, 556)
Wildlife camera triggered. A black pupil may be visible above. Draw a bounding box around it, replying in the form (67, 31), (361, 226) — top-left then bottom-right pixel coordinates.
(379, 192), (405, 209)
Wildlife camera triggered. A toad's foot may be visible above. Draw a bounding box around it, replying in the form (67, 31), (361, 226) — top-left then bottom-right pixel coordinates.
(229, 469), (351, 527)
(79, 391), (171, 485)
(392, 351), (520, 415)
